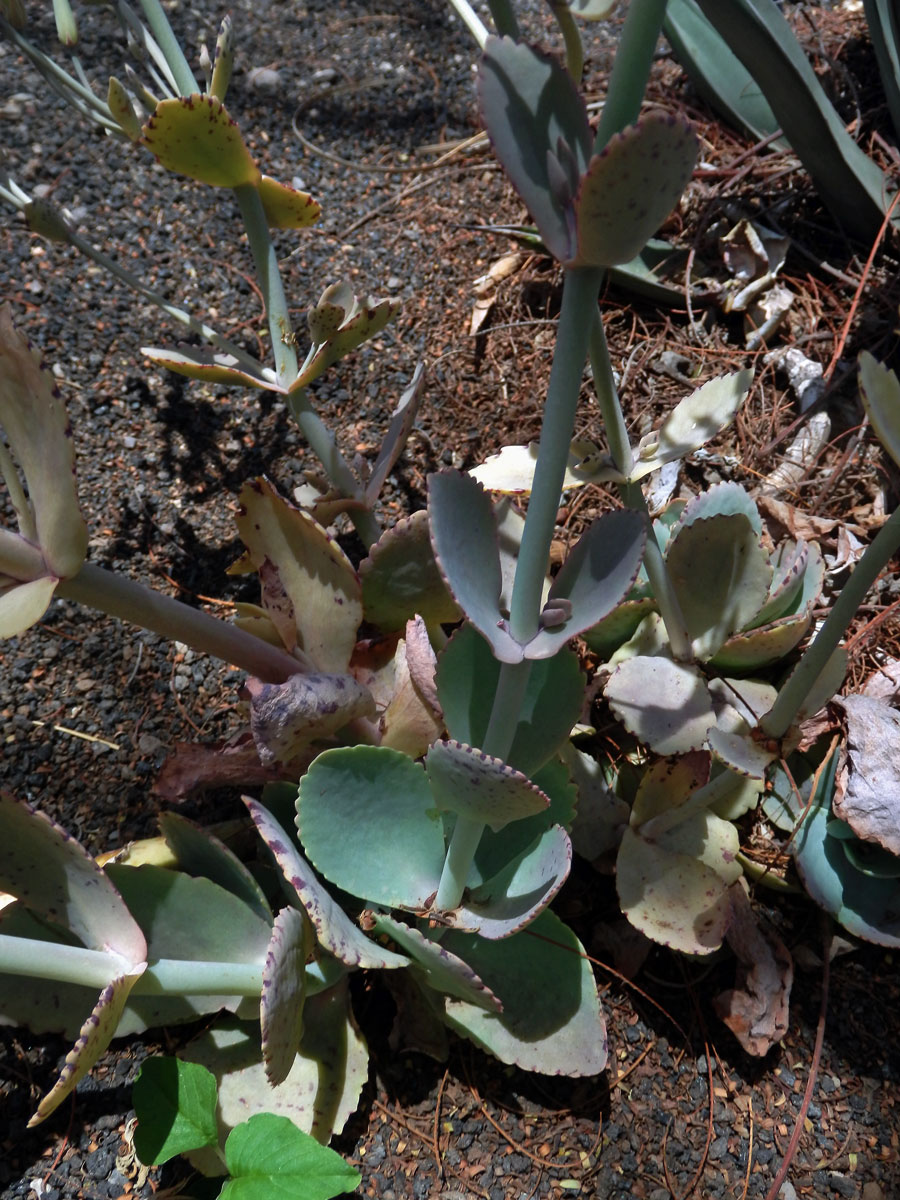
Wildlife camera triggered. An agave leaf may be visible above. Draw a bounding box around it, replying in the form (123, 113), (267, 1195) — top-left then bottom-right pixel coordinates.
(0, 305), (87, 582)
(693, 0), (896, 241)
(605, 655), (715, 754)
(428, 470), (523, 663)
(573, 115), (698, 267)
(234, 478), (362, 672)
(859, 352), (900, 470)
(360, 510), (461, 631)
(261, 907), (313, 1087)
(664, 0), (784, 144)
(159, 812), (272, 924)
(425, 740), (549, 833)
(436, 623), (584, 776)
(864, 0), (900, 142)
(368, 913), (502, 1011)
(257, 174), (320, 229)
(525, 509), (646, 659)
(449, 825), (572, 938)
(244, 797), (407, 970)
(439, 909), (607, 1075)
(181, 982), (367, 1153)
(297, 746), (445, 909)
(477, 37), (591, 264)
(141, 94), (261, 187)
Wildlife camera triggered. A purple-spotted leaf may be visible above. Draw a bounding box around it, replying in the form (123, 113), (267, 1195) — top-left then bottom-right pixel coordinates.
(107, 76), (142, 141)
(428, 470), (522, 663)
(246, 672), (376, 767)
(234, 478), (362, 672)
(29, 970), (144, 1126)
(605, 655), (715, 754)
(141, 94), (261, 187)
(617, 755), (741, 955)
(368, 913), (501, 1011)
(0, 793), (146, 964)
(0, 306), (87, 627)
(424, 740), (549, 832)
(243, 798), (408, 969)
(360, 510), (461, 631)
(449, 825), (572, 939)
(573, 116), (698, 267)
(257, 174), (320, 229)
(526, 509), (646, 659)
(140, 344), (277, 390)
(297, 747), (445, 910)
(478, 38), (591, 264)
(364, 365), (426, 506)
(294, 285), (400, 390)
(440, 909), (607, 1075)
(261, 907), (313, 1087)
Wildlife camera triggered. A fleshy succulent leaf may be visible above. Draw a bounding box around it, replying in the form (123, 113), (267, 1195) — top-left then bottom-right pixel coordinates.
(261, 907), (313, 1087)
(469, 439), (604, 493)
(424, 739), (549, 833)
(436, 624), (584, 776)
(140, 344), (277, 389)
(360, 510), (461, 631)
(141, 94), (261, 187)
(234, 478), (362, 673)
(859, 351), (900, 469)
(428, 470), (523, 663)
(257, 174), (320, 229)
(243, 797), (408, 970)
(246, 672), (376, 767)
(159, 812), (272, 924)
(605, 655), (715, 754)
(365, 365), (426, 506)
(573, 115), (698, 267)
(368, 913), (502, 1011)
(478, 37), (591, 263)
(439, 909), (607, 1075)
(296, 747), (445, 909)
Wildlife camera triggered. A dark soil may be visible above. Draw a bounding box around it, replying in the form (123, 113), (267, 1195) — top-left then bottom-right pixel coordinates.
(1, 2), (900, 1198)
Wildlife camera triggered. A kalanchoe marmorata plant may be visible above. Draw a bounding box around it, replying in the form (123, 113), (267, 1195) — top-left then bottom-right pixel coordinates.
(6, 0), (900, 1174)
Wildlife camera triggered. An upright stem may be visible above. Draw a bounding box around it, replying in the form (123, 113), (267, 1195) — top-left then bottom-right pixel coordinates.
(761, 504), (900, 739)
(233, 183), (299, 388)
(589, 308), (633, 477)
(509, 267), (603, 644)
(136, 0), (199, 96)
(548, 1), (585, 81)
(57, 562), (303, 682)
(485, 0), (520, 37)
(445, 0), (489, 47)
(621, 482), (693, 661)
(592, 0), (668, 152)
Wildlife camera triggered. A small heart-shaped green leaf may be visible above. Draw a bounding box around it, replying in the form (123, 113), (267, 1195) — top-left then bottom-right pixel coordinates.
(133, 1058), (219, 1166)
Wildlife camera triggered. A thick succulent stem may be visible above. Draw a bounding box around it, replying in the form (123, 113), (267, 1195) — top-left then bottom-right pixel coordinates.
(135, 0), (199, 96)
(233, 183), (299, 388)
(445, 0), (489, 47)
(548, 0), (585, 81)
(56, 562), (303, 682)
(592, 0), (668, 152)
(760, 503), (900, 739)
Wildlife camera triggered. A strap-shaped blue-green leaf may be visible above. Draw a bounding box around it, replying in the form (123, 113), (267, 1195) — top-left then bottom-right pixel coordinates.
(478, 37), (592, 264)
(864, 0), (900, 143)
(694, 0), (896, 241)
(436, 623), (584, 776)
(296, 746), (446, 910)
(429, 469), (522, 662)
(859, 352), (900, 470)
(573, 115), (698, 267)
(526, 508), (645, 659)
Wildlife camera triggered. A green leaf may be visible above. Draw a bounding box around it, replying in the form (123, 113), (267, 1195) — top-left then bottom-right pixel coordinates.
(222, 1113), (360, 1200)
(605, 655), (715, 755)
(436, 624), (584, 776)
(360, 510), (461, 631)
(297, 746), (445, 909)
(478, 37), (592, 264)
(859, 352), (900, 471)
(133, 1058), (219, 1166)
(864, 0), (900, 142)
(257, 174), (320, 229)
(428, 470), (522, 663)
(573, 115), (698, 267)
(141, 94), (260, 187)
(693, 0), (896, 241)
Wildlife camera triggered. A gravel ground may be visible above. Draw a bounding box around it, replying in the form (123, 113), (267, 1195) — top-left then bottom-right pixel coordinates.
(1, 2), (900, 1198)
